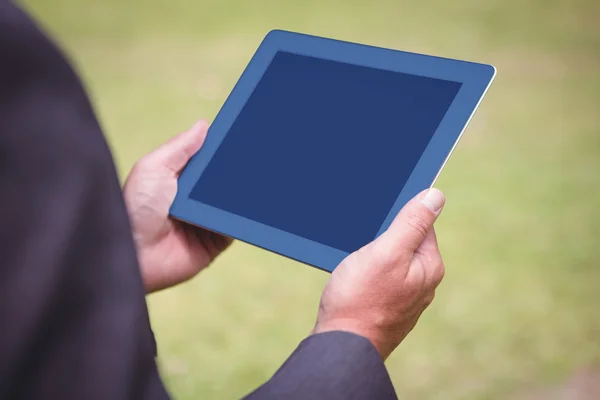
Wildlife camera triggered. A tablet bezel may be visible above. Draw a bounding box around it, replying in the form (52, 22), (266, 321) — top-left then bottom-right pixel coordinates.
(169, 29), (496, 273)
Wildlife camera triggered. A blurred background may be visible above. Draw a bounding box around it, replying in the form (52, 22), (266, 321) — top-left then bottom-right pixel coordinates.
(22, 0), (600, 398)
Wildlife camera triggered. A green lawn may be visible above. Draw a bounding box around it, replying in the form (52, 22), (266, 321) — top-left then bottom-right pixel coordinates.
(22, 0), (600, 398)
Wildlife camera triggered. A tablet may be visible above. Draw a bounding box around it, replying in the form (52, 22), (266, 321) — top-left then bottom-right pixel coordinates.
(170, 29), (496, 273)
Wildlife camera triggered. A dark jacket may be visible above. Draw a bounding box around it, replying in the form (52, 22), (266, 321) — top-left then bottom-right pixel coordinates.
(0, 2), (397, 399)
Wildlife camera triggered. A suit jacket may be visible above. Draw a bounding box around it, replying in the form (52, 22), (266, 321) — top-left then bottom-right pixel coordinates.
(0, 2), (397, 399)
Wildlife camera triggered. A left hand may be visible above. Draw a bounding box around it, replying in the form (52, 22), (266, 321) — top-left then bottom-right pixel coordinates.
(123, 120), (232, 293)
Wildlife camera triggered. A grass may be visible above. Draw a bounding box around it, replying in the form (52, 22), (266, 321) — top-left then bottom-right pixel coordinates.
(22, 0), (600, 398)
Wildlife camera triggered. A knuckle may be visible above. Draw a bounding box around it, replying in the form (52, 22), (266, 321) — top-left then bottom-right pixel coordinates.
(132, 157), (152, 173)
(422, 252), (445, 286)
(423, 290), (436, 307)
(434, 261), (446, 285)
(344, 246), (371, 270)
(427, 251), (445, 284)
(404, 213), (430, 240)
(371, 241), (403, 267)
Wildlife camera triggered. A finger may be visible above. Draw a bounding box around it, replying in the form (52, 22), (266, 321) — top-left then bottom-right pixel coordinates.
(415, 228), (445, 287)
(146, 120), (209, 174)
(378, 188), (445, 254)
(414, 227), (439, 257)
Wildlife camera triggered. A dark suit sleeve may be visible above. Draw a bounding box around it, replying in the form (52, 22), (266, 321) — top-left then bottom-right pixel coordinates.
(0, 3), (169, 399)
(244, 331), (398, 400)
(0, 4), (397, 400)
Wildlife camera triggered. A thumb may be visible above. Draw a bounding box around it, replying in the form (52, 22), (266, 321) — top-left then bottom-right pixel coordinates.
(147, 120), (209, 174)
(378, 188), (445, 253)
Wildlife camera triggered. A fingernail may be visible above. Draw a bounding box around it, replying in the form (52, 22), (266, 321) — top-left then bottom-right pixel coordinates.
(420, 188), (445, 213)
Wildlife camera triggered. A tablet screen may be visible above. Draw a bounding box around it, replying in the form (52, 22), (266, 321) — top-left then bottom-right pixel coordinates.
(189, 51), (461, 253)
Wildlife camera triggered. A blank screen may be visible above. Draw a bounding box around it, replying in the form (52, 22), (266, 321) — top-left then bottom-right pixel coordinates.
(190, 51), (461, 253)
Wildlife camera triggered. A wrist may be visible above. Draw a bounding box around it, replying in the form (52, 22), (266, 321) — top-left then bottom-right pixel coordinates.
(312, 318), (391, 360)
(134, 247), (165, 294)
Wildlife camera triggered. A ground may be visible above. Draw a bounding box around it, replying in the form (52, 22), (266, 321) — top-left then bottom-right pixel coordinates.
(22, 0), (600, 398)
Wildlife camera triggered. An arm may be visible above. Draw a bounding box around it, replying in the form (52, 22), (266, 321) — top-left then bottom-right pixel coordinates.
(0, 3), (167, 399)
(243, 332), (397, 400)
(3, 3), (446, 398)
(244, 190), (446, 399)
(121, 96), (445, 400)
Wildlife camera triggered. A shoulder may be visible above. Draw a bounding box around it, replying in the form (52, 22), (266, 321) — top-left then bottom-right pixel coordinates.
(0, 1), (113, 173)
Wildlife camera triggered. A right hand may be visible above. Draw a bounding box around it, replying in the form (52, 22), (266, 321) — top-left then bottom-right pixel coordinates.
(312, 188), (446, 360)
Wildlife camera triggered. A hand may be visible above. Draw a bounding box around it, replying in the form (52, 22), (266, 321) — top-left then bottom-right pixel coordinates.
(123, 120), (232, 293)
(312, 189), (446, 360)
